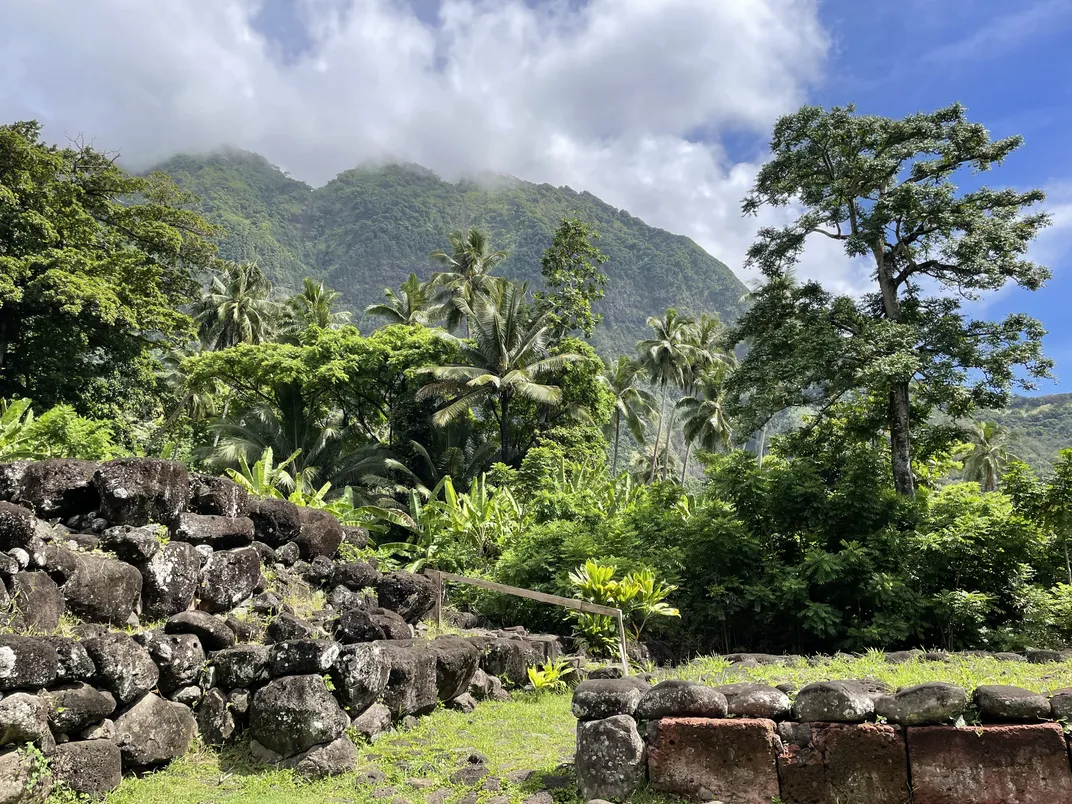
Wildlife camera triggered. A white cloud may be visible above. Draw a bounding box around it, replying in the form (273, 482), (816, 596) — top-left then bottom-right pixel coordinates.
(0, 0), (830, 284)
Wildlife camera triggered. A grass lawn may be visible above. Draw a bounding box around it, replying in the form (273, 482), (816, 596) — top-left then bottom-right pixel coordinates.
(87, 653), (1072, 804)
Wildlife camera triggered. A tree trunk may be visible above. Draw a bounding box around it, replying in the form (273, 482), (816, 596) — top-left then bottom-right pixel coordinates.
(649, 385), (667, 484)
(680, 441), (691, 483)
(612, 411), (622, 474)
(757, 423), (767, 467)
(1065, 537), (1071, 586)
(889, 382), (915, 496)
(499, 394), (511, 464)
(661, 405), (679, 481)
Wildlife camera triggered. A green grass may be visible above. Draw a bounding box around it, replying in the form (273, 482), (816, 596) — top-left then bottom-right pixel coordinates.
(86, 653), (1072, 804)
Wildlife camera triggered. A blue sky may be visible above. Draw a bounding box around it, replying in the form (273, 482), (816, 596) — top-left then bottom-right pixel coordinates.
(3, 0), (1071, 390)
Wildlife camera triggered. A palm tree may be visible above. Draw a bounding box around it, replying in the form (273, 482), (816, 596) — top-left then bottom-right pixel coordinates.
(960, 421), (1013, 492)
(366, 273), (442, 326)
(431, 228), (507, 335)
(417, 279), (580, 463)
(637, 308), (697, 482)
(676, 365), (734, 480)
(600, 356), (656, 474)
(284, 278), (351, 333)
(191, 260), (281, 350)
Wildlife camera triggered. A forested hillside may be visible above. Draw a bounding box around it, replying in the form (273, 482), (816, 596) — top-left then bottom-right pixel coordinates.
(986, 393), (1072, 471)
(155, 150), (748, 353)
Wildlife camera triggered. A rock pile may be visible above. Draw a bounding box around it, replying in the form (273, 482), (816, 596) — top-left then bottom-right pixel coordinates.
(572, 672), (1072, 803)
(0, 457), (561, 799)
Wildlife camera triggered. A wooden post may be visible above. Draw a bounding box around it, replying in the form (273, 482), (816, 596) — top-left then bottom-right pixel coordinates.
(614, 608), (630, 677)
(432, 570), (443, 629)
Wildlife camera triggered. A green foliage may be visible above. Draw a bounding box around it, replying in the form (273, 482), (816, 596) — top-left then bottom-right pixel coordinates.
(535, 217), (608, 339)
(0, 121), (218, 419)
(156, 155), (749, 356)
(0, 398), (120, 461)
(526, 658), (575, 693)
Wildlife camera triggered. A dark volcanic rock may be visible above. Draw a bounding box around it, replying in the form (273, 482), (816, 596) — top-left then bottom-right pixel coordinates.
(0, 634), (58, 690)
(189, 474), (249, 518)
(0, 501), (39, 552)
(99, 524), (161, 563)
(714, 682), (793, 720)
(380, 640), (438, 718)
(350, 702), (392, 743)
(49, 739), (123, 797)
(17, 459), (99, 520)
(636, 680), (728, 720)
(573, 678), (651, 721)
(0, 692), (53, 746)
(172, 512), (255, 548)
(114, 692), (196, 767)
(333, 560), (382, 591)
(9, 570), (64, 631)
(94, 458), (190, 527)
(576, 714), (646, 801)
(342, 525), (370, 550)
(247, 498), (302, 547)
(330, 642), (391, 712)
(333, 608), (387, 644)
(166, 611), (236, 651)
(139, 540), (201, 618)
(376, 571), (436, 624)
(294, 506), (344, 559)
(84, 632), (159, 704)
(370, 608), (412, 640)
(211, 644), (271, 689)
(266, 612), (316, 644)
(197, 687), (237, 745)
(43, 682), (117, 734)
(973, 685), (1051, 721)
(874, 682), (969, 726)
(38, 636), (95, 683)
(0, 461), (30, 502)
(433, 636), (480, 702)
(481, 637), (544, 686)
(140, 631), (205, 693)
(794, 680), (883, 723)
(268, 639), (340, 677)
(250, 674), (349, 758)
(42, 545), (142, 624)
(0, 746), (54, 802)
(199, 545), (261, 612)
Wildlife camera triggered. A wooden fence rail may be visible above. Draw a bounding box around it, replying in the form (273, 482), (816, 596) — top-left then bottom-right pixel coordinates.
(423, 568), (630, 676)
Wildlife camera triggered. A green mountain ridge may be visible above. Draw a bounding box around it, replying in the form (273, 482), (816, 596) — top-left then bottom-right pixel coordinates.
(985, 392), (1072, 471)
(153, 148), (749, 354)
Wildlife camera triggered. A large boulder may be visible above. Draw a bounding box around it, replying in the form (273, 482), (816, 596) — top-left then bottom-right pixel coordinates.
(247, 498), (302, 547)
(0, 635), (58, 691)
(0, 693), (52, 747)
(576, 714), (646, 802)
(0, 461), (30, 502)
(376, 571), (436, 624)
(0, 502), (39, 553)
(198, 545), (260, 612)
(16, 459), (99, 520)
(573, 678), (651, 721)
(42, 683), (116, 735)
(268, 640), (340, 677)
(189, 474), (249, 518)
(330, 642), (391, 713)
(197, 688), (237, 745)
(284, 736), (357, 779)
(37, 637), (95, 683)
(794, 680), (883, 723)
(210, 645), (271, 690)
(713, 682), (792, 720)
(83, 632), (159, 705)
(42, 545), (142, 624)
(48, 740), (123, 798)
(333, 608), (386, 644)
(433, 636), (480, 702)
(113, 693), (196, 767)
(171, 513), (255, 549)
(0, 746), (52, 803)
(874, 682), (969, 726)
(637, 680), (728, 720)
(341, 525), (370, 550)
(265, 612), (316, 644)
(9, 571), (63, 632)
(332, 560), (381, 591)
(973, 685), (1051, 722)
(93, 458), (189, 527)
(480, 637), (544, 686)
(140, 631), (205, 693)
(380, 640), (438, 718)
(294, 506), (344, 559)
(98, 525), (160, 564)
(350, 702), (392, 743)
(165, 611), (236, 651)
(369, 608), (411, 640)
(139, 540), (201, 619)
(250, 675), (349, 758)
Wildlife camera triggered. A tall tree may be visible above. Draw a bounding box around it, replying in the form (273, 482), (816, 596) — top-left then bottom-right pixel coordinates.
(417, 279), (581, 463)
(431, 228), (507, 336)
(960, 421), (1012, 492)
(676, 364), (734, 480)
(729, 104), (1051, 495)
(366, 273), (442, 326)
(637, 308), (697, 482)
(284, 277), (351, 332)
(0, 121), (217, 414)
(535, 217), (608, 339)
(600, 356), (656, 473)
(192, 260), (280, 350)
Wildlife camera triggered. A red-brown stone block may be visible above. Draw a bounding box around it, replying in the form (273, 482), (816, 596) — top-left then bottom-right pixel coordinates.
(908, 723), (1072, 804)
(647, 717), (780, 804)
(778, 723), (909, 804)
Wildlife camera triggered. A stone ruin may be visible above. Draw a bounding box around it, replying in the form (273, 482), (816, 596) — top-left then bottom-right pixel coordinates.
(572, 672), (1072, 803)
(0, 457), (563, 800)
